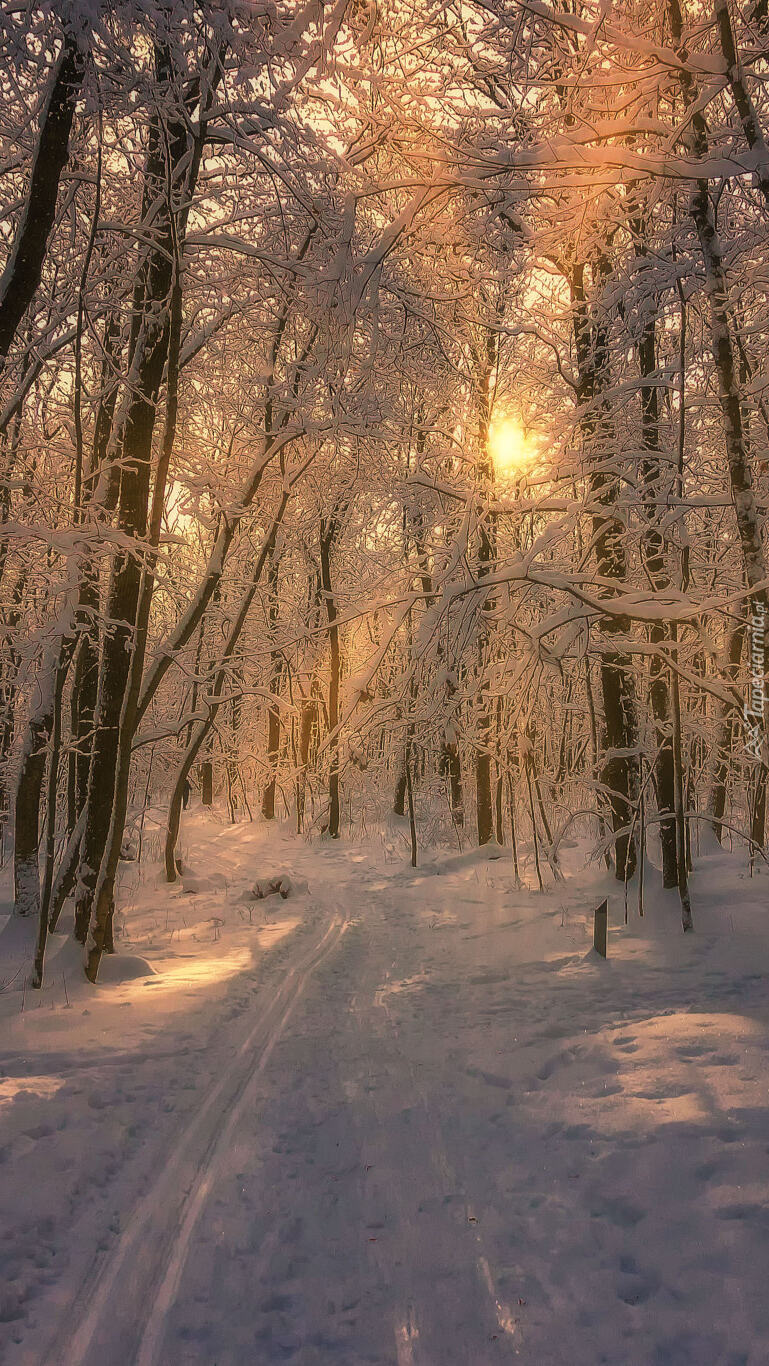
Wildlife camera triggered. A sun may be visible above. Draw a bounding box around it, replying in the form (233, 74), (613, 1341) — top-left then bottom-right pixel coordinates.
(488, 417), (537, 478)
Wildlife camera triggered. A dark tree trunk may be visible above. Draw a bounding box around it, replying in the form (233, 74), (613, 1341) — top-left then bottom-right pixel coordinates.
(76, 43), (192, 966)
(571, 261), (638, 880)
(200, 754), (214, 807)
(476, 747), (494, 847)
(0, 27), (86, 364)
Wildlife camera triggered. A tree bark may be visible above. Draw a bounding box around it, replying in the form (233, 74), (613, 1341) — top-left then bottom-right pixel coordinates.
(0, 27), (86, 364)
(571, 261), (638, 880)
(76, 41), (193, 964)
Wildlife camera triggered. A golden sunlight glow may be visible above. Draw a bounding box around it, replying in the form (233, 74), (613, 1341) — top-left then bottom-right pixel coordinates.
(488, 417), (538, 478)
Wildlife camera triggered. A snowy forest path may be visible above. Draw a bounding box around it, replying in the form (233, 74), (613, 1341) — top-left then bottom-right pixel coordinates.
(110, 853), (524, 1366)
(43, 906), (347, 1366)
(42, 842), (524, 1366)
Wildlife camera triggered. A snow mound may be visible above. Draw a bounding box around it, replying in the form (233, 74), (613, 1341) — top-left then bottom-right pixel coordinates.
(96, 954), (156, 983)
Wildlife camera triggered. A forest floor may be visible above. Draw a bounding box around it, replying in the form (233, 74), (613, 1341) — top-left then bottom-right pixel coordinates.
(1, 809), (768, 1365)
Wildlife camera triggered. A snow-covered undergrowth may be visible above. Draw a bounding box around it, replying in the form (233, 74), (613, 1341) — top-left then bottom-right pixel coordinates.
(1, 809), (768, 1364)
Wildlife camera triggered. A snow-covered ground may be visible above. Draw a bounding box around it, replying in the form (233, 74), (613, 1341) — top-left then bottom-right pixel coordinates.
(1, 810), (768, 1365)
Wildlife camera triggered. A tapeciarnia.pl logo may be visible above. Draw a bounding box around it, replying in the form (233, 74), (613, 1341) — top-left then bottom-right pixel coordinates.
(744, 602), (766, 759)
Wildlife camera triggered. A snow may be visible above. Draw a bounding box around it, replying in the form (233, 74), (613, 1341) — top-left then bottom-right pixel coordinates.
(1, 811), (769, 1364)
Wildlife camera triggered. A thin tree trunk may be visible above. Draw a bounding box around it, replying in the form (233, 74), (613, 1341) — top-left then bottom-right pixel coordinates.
(405, 738), (418, 868)
(671, 625), (693, 931)
(262, 551), (283, 820)
(320, 511), (343, 839)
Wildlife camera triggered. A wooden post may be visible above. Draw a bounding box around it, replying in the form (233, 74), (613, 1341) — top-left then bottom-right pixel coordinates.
(594, 898), (608, 958)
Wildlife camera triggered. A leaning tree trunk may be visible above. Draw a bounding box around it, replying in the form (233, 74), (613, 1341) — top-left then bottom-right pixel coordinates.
(0, 24), (86, 365)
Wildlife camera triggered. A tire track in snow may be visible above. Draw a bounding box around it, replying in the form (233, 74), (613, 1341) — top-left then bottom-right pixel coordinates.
(46, 910), (346, 1366)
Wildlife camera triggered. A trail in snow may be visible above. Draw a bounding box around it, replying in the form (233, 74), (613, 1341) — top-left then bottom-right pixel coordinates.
(46, 912), (346, 1366)
(138, 867), (524, 1366)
